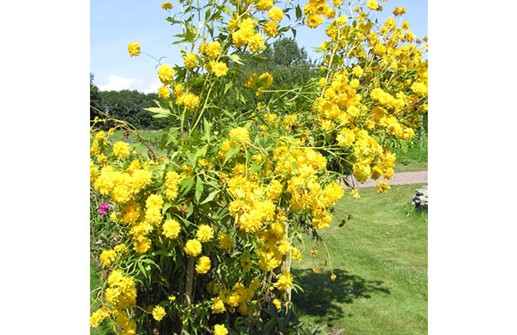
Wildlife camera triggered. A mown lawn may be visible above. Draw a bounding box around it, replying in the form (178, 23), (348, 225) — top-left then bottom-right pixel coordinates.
(292, 183), (428, 335)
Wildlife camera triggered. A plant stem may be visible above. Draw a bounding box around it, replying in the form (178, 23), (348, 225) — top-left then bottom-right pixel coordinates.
(183, 256), (195, 307)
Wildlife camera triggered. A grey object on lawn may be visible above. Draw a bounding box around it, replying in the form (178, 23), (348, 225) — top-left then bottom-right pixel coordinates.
(412, 186), (428, 211)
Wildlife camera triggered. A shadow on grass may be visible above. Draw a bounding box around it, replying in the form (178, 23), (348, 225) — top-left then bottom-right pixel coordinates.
(291, 268), (390, 321)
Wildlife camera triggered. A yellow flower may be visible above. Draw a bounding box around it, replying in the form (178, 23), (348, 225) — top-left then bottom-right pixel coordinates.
(196, 224), (214, 243)
(292, 248), (302, 261)
(201, 41), (222, 59)
(158, 86), (170, 100)
(268, 7), (284, 22)
(207, 61), (229, 77)
(152, 305), (166, 321)
(218, 232), (233, 250)
(273, 271), (293, 291)
(411, 82), (427, 96)
(306, 14), (324, 29)
(163, 219), (181, 239)
(161, 2), (173, 10)
(256, 0), (273, 11)
(184, 239), (202, 257)
(184, 53), (198, 69)
(195, 256), (211, 274)
(229, 127), (250, 145)
(393, 6), (406, 16)
(248, 33), (265, 52)
(157, 64), (175, 85)
(181, 93), (200, 110)
(330, 273), (337, 281)
(213, 324), (229, 335)
(366, 0), (379, 10)
(211, 297), (226, 314)
(244, 73), (257, 88)
(376, 180), (391, 193)
(263, 21), (279, 37)
(127, 42), (141, 57)
(350, 188), (361, 199)
(90, 307), (110, 328)
(272, 298), (282, 310)
(113, 141), (131, 158)
(99, 249), (117, 267)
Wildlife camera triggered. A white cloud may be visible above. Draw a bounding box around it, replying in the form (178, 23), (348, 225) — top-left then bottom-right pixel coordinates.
(141, 80), (162, 94)
(98, 74), (139, 91)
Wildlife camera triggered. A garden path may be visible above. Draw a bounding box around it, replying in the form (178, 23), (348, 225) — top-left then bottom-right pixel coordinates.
(347, 170), (428, 188)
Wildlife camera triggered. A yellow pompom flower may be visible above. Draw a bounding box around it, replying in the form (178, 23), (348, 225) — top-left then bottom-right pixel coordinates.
(99, 249), (117, 267)
(195, 256), (211, 274)
(263, 21), (279, 37)
(248, 33), (265, 52)
(127, 42), (141, 57)
(90, 307), (110, 328)
(158, 86), (170, 100)
(196, 224), (214, 243)
(229, 127), (250, 145)
(163, 219), (181, 239)
(218, 232), (233, 250)
(268, 7), (284, 22)
(157, 64), (175, 85)
(113, 141), (131, 158)
(366, 0), (380, 10)
(213, 324), (229, 335)
(306, 14), (324, 29)
(161, 2), (173, 10)
(274, 271), (293, 291)
(207, 61), (229, 77)
(183, 53), (198, 69)
(256, 0), (273, 11)
(211, 297), (226, 314)
(182, 93), (200, 110)
(201, 41), (222, 59)
(152, 305), (166, 321)
(411, 82), (428, 96)
(184, 239), (202, 257)
(330, 273), (337, 281)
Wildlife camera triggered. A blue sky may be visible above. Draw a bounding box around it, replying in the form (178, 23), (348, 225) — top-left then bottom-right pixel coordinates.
(91, 0), (428, 93)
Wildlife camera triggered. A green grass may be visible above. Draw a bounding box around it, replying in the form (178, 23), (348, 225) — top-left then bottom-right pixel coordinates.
(292, 183), (428, 335)
(393, 136), (428, 172)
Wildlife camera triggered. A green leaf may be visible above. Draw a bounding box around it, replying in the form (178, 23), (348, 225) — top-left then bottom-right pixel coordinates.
(186, 152), (197, 168)
(228, 53), (244, 65)
(203, 118), (212, 141)
(145, 107), (172, 118)
(223, 145), (240, 164)
(195, 144), (208, 160)
(140, 258), (161, 273)
(179, 176), (195, 195)
(195, 175), (204, 203)
(200, 189), (220, 205)
(295, 5), (302, 20)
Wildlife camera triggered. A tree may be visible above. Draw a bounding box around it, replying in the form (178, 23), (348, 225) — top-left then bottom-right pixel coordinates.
(90, 73), (102, 122)
(98, 90), (174, 129)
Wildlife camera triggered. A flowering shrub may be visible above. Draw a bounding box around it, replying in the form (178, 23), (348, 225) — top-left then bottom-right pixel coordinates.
(90, 0), (427, 334)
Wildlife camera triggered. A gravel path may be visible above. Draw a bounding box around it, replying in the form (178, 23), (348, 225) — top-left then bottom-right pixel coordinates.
(347, 170), (428, 188)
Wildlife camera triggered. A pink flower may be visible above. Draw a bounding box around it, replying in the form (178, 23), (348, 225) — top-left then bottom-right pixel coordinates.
(97, 202), (114, 215)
